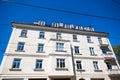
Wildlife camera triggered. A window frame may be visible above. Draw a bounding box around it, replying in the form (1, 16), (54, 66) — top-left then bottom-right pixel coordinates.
(87, 36), (92, 43)
(73, 35), (77, 41)
(56, 43), (64, 51)
(39, 32), (45, 39)
(98, 37), (102, 44)
(37, 44), (44, 52)
(20, 29), (27, 37)
(76, 61), (82, 70)
(74, 46), (80, 54)
(89, 47), (95, 55)
(93, 61), (99, 70)
(12, 58), (21, 69)
(17, 42), (25, 51)
(35, 59), (43, 69)
(56, 58), (65, 69)
(56, 33), (61, 40)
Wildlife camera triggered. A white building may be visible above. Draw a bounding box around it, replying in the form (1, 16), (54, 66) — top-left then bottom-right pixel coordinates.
(0, 20), (120, 80)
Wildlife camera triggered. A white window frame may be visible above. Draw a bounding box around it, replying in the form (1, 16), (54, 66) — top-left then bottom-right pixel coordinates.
(56, 58), (65, 68)
(12, 58), (21, 69)
(56, 43), (64, 51)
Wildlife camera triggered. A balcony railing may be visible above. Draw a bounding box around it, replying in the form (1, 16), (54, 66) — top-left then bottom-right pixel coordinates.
(107, 69), (120, 75)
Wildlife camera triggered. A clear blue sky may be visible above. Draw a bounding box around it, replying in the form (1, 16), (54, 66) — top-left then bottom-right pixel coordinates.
(0, 0), (120, 64)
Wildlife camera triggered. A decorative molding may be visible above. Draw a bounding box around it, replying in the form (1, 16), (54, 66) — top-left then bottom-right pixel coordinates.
(12, 22), (108, 37)
(5, 53), (48, 57)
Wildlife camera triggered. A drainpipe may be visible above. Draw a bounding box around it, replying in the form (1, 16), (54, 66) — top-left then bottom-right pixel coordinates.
(70, 44), (77, 80)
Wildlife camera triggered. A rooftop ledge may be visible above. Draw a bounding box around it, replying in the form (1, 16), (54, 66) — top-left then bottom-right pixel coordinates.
(11, 22), (109, 37)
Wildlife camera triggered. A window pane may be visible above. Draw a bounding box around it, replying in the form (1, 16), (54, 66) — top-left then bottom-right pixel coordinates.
(93, 61), (99, 70)
(20, 30), (27, 37)
(56, 33), (61, 40)
(56, 43), (64, 51)
(36, 59), (42, 69)
(12, 59), (21, 68)
(74, 46), (79, 54)
(89, 47), (94, 55)
(56, 59), (65, 68)
(38, 44), (44, 52)
(39, 32), (45, 39)
(73, 35), (77, 41)
(98, 37), (102, 44)
(87, 36), (91, 43)
(76, 61), (82, 70)
(17, 42), (25, 51)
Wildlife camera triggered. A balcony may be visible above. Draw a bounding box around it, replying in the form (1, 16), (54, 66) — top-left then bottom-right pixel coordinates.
(107, 69), (120, 76)
(99, 44), (111, 51)
(102, 52), (115, 61)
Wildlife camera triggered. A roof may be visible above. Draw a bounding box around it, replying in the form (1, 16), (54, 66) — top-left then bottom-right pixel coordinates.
(12, 22), (109, 37)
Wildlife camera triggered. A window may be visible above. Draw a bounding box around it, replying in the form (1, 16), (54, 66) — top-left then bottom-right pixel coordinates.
(56, 43), (64, 51)
(98, 37), (102, 44)
(89, 47), (95, 55)
(93, 61), (99, 70)
(73, 35), (77, 41)
(87, 36), (92, 43)
(56, 33), (61, 40)
(12, 58), (21, 69)
(37, 44), (44, 52)
(35, 59), (43, 69)
(20, 30), (27, 37)
(57, 58), (65, 68)
(101, 49), (107, 54)
(106, 62), (112, 69)
(39, 32), (45, 39)
(74, 46), (79, 54)
(17, 42), (25, 51)
(76, 61), (82, 70)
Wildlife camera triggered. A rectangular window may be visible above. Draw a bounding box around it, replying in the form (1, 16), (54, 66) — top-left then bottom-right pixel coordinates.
(93, 61), (99, 70)
(12, 58), (21, 69)
(20, 30), (27, 37)
(57, 58), (65, 68)
(89, 47), (95, 55)
(98, 37), (102, 44)
(56, 33), (61, 40)
(76, 61), (82, 70)
(106, 62), (112, 69)
(56, 43), (64, 51)
(73, 35), (77, 41)
(17, 42), (25, 51)
(74, 46), (79, 54)
(101, 49), (107, 54)
(38, 44), (44, 52)
(35, 59), (43, 69)
(39, 32), (45, 39)
(87, 36), (92, 43)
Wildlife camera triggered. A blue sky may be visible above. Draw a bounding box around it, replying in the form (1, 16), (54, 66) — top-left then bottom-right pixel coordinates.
(0, 0), (120, 64)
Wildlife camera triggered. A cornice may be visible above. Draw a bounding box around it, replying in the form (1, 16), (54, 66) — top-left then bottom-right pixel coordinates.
(12, 22), (108, 37)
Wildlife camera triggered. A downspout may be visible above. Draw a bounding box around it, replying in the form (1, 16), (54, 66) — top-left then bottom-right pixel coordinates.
(70, 44), (77, 80)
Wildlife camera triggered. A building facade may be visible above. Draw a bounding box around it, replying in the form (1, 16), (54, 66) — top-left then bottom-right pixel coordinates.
(0, 21), (120, 80)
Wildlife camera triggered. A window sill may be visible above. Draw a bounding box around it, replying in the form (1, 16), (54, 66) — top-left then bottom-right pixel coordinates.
(73, 40), (80, 42)
(91, 54), (97, 56)
(55, 68), (68, 71)
(36, 51), (45, 53)
(88, 42), (94, 43)
(50, 38), (70, 42)
(15, 50), (25, 52)
(34, 69), (44, 71)
(94, 70), (102, 72)
(38, 38), (46, 39)
(9, 68), (21, 71)
(77, 69), (85, 72)
(75, 53), (82, 55)
(56, 50), (67, 52)
(19, 36), (27, 38)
